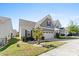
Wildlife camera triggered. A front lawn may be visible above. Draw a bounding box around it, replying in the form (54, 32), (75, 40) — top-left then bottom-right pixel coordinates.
(59, 36), (79, 39)
(42, 41), (65, 49)
(0, 41), (65, 56)
(43, 41), (65, 47)
(0, 42), (48, 56)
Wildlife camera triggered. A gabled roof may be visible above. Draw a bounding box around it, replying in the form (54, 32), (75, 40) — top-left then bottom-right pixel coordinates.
(19, 19), (36, 29)
(54, 20), (61, 28)
(35, 15), (54, 28)
(0, 16), (11, 24)
(19, 15), (62, 30)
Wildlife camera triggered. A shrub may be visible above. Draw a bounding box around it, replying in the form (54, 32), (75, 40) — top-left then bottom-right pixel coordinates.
(55, 33), (60, 38)
(42, 44), (57, 48)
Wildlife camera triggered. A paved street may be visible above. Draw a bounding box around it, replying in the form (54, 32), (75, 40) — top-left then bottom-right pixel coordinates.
(39, 39), (79, 56)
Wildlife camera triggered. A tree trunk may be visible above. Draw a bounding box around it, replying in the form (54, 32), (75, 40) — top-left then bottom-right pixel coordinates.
(37, 39), (40, 44)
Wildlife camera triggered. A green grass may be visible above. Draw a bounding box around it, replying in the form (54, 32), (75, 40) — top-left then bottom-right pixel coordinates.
(0, 37), (65, 56)
(43, 41), (65, 48)
(0, 42), (48, 56)
(59, 36), (79, 39)
(0, 37), (19, 52)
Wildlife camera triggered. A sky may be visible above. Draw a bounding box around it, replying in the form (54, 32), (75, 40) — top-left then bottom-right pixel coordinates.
(0, 3), (79, 31)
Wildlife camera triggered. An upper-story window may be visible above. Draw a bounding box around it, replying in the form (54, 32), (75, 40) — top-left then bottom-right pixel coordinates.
(56, 26), (59, 28)
(47, 20), (51, 27)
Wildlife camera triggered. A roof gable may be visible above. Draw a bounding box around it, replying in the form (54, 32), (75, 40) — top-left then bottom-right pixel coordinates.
(54, 20), (61, 28)
(35, 15), (54, 28)
(19, 19), (36, 30)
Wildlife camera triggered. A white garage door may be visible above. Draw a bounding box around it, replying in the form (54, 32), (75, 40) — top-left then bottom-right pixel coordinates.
(43, 33), (54, 41)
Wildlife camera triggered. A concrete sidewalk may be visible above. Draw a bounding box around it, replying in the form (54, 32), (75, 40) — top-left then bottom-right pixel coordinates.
(39, 39), (79, 56)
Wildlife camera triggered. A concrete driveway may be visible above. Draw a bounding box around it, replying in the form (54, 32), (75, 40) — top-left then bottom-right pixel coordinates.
(39, 39), (79, 56)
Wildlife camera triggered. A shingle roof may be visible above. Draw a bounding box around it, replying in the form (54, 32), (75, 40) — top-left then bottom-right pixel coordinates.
(54, 20), (61, 28)
(19, 15), (61, 29)
(0, 16), (11, 24)
(35, 14), (55, 28)
(19, 19), (36, 29)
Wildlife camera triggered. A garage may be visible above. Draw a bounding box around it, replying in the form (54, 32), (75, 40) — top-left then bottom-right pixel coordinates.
(43, 31), (54, 41)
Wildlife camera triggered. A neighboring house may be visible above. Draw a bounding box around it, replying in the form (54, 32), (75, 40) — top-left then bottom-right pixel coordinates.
(60, 27), (65, 35)
(60, 27), (69, 36)
(0, 16), (13, 45)
(12, 29), (17, 37)
(19, 15), (62, 41)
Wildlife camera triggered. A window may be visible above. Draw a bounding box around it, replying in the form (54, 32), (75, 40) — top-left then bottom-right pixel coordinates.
(43, 32), (45, 33)
(47, 20), (51, 27)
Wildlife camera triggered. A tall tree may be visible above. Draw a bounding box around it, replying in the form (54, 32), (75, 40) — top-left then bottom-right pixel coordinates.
(67, 20), (79, 35)
(32, 27), (43, 44)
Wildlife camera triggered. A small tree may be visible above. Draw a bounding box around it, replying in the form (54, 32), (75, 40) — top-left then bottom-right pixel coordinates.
(32, 27), (43, 44)
(67, 20), (79, 35)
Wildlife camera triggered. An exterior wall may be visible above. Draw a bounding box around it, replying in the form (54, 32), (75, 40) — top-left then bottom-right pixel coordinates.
(19, 27), (26, 38)
(26, 30), (32, 37)
(60, 29), (65, 34)
(40, 18), (54, 28)
(19, 27), (32, 39)
(0, 18), (12, 45)
(0, 38), (6, 46)
(19, 19), (35, 39)
(19, 20), (25, 38)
